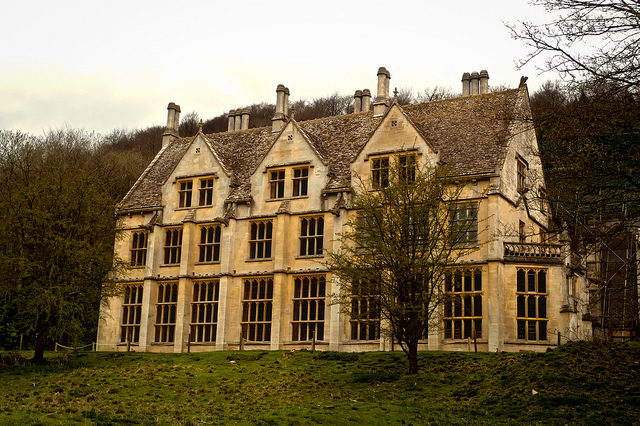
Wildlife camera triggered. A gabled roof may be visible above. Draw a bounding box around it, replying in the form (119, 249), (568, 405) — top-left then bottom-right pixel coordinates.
(117, 88), (525, 213)
(403, 89), (522, 176)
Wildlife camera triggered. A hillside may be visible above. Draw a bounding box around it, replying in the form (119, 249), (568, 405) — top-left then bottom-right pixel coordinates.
(1, 342), (639, 424)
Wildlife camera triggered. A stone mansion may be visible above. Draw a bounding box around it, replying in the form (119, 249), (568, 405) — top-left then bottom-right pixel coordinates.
(97, 67), (592, 352)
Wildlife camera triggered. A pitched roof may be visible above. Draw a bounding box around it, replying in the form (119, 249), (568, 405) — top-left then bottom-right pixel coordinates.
(403, 89), (522, 176)
(117, 89), (524, 213)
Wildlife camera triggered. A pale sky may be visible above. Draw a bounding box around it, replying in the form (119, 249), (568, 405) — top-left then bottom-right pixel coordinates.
(1, 0), (555, 135)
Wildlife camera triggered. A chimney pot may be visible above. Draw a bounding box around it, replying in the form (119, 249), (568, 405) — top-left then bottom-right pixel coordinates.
(461, 72), (471, 96)
(470, 71), (480, 95)
(479, 70), (489, 94)
(234, 109), (242, 131)
(241, 107), (250, 130)
(227, 109), (235, 132)
(362, 89), (371, 112)
(354, 90), (363, 113)
(273, 84), (287, 133)
(373, 67), (391, 117)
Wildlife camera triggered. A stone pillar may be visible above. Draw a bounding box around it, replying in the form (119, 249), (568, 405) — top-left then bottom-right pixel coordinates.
(162, 102), (181, 148)
(233, 109), (242, 131)
(283, 87), (290, 118)
(354, 90), (363, 113)
(241, 107), (250, 130)
(470, 72), (480, 95)
(361, 89), (371, 112)
(487, 261), (504, 352)
(216, 276), (231, 350)
(373, 67), (391, 117)
(227, 110), (235, 132)
(272, 84), (287, 133)
(328, 207), (346, 350)
(173, 277), (190, 353)
(461, 72), (471, 96)
(479, 70), (489, 94)
(138, 278), (154, 352)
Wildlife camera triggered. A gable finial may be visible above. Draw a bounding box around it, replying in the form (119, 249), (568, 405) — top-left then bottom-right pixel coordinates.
(198, 120), (203, 133)
(393, 87), (398, 102)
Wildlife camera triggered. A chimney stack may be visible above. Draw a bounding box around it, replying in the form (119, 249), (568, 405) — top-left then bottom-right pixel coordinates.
(479, 70), (489, 94)
(461, 73), (471, 96)
(373, 67), (391, 117)
(227, 109), (235, 132)
(162, 102), (181, 148)
(272, 84), (288, 133)
(470, 72), (480, 95)
(241, 107), (250, 130)
(283, 87), (290, 118)
(233, 109), (241, 131)
(362, 89), (371, 112)
(354, 90), (363, 113)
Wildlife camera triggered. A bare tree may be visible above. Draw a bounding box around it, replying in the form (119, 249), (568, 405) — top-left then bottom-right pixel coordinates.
(327, 163), (479, 374)
(507, 0), (640, 92)
(417, 86), (456, 102)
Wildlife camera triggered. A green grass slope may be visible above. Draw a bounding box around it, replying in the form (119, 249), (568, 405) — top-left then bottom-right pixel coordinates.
(1, 342), (639, 425)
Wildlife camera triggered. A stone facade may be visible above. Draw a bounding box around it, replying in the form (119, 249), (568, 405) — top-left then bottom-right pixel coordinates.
(97, 67), (592, 353)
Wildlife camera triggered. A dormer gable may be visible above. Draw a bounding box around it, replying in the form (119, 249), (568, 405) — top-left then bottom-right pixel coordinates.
(352, 103), (439, 188)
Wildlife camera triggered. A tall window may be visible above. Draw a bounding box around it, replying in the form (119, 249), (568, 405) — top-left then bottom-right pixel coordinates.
(179, 180), (193, 208)
(292, 275), (326, 341)
(155, 282), (177, 343)
(249, 221), (272, 259)
(120, 284), (143, 343)
(190, 280), (219, 343)
(449, 203), (479, 245)
(350, 280), (381, 340)
(299, 216), (323, 256)
(293, 167), (309, 196)
(241, 277), (273, 342)
(270, 170), (285, 199)
(399, 153), (416, 184)
(199, 225), (221, 263)
(371, 156), (389, 188)
(199, 178), (214, 206)
(164, 228), (182, 265)
(517, 157), (527, 193)
(517, 268), (548, 341)
(130, 231), (148, 267)
(444, 268), (482, 339)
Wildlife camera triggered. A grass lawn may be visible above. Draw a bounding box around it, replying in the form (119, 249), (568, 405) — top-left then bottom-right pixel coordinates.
(1, 342), (639, 425)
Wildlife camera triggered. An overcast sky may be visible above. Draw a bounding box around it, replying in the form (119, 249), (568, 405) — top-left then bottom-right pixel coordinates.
(1, 0), (555, 135)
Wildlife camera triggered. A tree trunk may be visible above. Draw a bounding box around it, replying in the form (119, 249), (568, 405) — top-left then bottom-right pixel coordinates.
(408, 341), (419, 374)
(32, 331), (46, 364)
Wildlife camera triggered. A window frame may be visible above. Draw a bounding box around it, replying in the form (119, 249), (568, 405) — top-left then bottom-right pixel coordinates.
(443, 268), (483, 340)
(249, 220), (273, 260)
(269, 169), (285, 199)
(516, 268), (548, 341)
(154, 282), (178, 343)
(292, 167), (309, 197)
(198, 224), (221, 263)
(517, 156), (528, 193)
(449, 202), (479, 246)
(241, 277), (274, 342)
(299, 216), (324, 257)
(120, 283), (144, 344)
(291, 275), (326, 342)
(178, 179), (193, 208)
(190, 280), (219, 344)
(130, 230), (148, 267)
(398, 153), (417, 184)
(371, 156), (390, 188)
(198, 177), (215, 207)
(350, 279), (381, 341)
(163, 227), (183, 265)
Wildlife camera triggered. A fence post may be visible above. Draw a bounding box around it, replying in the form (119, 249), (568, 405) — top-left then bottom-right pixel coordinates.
(92, 342), (96, 352)
(239, 328), (244, 351)
(54, 343), (58, 352)
(557, 331), (561, 346)
(19, 334), (23, 351)
(472, 328), (477, 353)
(187, 333), (191, 353)
(311, 329), (316, 353)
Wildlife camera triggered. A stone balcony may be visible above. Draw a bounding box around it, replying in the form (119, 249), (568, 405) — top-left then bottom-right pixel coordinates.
(503, 242), (563, 264)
